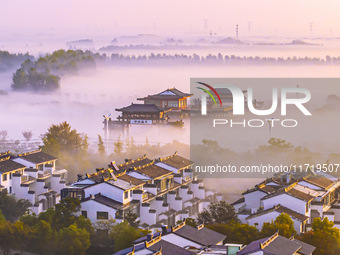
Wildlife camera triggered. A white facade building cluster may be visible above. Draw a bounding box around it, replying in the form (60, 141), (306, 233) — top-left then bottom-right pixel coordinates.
(0, 149), (67, 214)
(62, 152), (222, 232)
(232, 170), (340, 233)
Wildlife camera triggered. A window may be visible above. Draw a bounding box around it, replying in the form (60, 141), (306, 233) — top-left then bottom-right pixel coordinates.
(9, 187), (12, 194)
(81, 211), (87, 219)
(2, 174), (7, 182)
(9, 173), (12, 179)
(130, 190), (132, 197)
(97, 211), (108, 220)
(124, 191), (128, 199)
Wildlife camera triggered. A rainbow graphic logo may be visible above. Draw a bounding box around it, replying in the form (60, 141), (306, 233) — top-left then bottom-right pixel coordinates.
(196, 82), (223, 106)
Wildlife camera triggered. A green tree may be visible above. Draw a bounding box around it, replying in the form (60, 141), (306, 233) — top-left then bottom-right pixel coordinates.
(299, 217), (340, 255)
(207, 219), (259, 244)
(97, 134), (106, 157)
(32, 220), (55, 255)
(197, 201), (237, 225)
(0, 190), (31, 222)
(124, 212), (140, 228)
(11, 68), (28, 90)
(114, 135), (123, 155)
(0, 221), (15, 255)
(41, 122), (88, 157)
(110, 221), (147, 252)
(260, 213), (297, 238)
(55, 223), (90, 255)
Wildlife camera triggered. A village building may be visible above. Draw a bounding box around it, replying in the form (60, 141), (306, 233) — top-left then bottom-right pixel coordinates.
(232, 170), (340, 234)
(62, 152), (221, 232)
(0, 149), (67, 214)
(237, 231), (315, 255)
(114, 221), (241, 255)
(137, 87), (192, 112)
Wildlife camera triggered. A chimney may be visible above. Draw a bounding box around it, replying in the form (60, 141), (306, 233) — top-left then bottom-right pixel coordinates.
(161, 225), (168, 235)
(90, 194), (95, 199)
(77, 174), (83, 181)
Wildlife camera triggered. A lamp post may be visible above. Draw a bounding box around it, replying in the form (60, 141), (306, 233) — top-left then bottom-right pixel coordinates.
(103, 114), (111, 152)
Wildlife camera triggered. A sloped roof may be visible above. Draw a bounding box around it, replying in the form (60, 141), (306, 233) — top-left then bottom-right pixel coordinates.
(135, 162), (173, 179)
(173, 225), (226, 245)
(303, 175), (335, 189)
(83, 193), (123, 210)
(238, 234), (314, 255)
(137, 87), (192, 101)
(159, 153), (193, 170)
(18, 150), (56, 164)
(0, 158), (26, 173)
(148, 239), (195, 255)
(116, 103), (165, 113)
(246, 204), (308, 222)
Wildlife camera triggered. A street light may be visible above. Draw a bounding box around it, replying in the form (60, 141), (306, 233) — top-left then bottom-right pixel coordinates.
(103, 114), (111, 152)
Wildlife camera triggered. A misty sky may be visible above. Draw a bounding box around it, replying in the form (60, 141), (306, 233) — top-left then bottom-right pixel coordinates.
(1, 0), (339, 37)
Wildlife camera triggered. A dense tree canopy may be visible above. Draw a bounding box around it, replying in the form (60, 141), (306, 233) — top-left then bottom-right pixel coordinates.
(0, 190), (31, 222)
(299, 217), (340, 255)
(197, 201), (237, 225)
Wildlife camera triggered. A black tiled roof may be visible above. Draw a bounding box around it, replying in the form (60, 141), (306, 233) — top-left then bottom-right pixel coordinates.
(159, 154), (193, 169)
(116, 103), (165, 113)
(174, 225), (226, 245)
(19, 151), (56, 164)
(83, 194), (123, 210)
(137, 88), (192, 101)
(0, 159), (26, 173)
(148, 239), (195, 255)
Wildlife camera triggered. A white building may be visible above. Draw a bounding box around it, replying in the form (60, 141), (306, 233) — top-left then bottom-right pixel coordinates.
(237, 231), (315, 255)
(0, 149), (67, 214)
(62, 152), (221, 232)
(232, 170), (340, 233)
(113, 221), (239, 255)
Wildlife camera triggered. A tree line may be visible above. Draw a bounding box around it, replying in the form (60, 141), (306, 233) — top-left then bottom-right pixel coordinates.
(110, 52), (340, 66)
(0, 50), (33, 72)
(11, 49), (106, 92)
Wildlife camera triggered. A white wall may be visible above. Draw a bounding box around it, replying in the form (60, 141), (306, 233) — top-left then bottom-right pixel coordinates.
(84, 183), (124, 203)
(262, 194), (307, 215)
(244, 190), (266, 210)
(80, 199), (117, 222)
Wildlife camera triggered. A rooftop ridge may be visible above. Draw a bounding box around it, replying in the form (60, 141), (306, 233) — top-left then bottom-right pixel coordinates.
(197, 222), (204, 230)
(118, 154), (147, 167)
(18, 149), (42, 157)
(0, 151), (10, 157)
(134, 160), (155, 170)
(284, 181), (298, 192)
(0, 156), (10, 162)
(145, 234), (162, 248)
(172, 220), (185, 232)
(260, 231), (279, 249)
(159, 151), (178, 162)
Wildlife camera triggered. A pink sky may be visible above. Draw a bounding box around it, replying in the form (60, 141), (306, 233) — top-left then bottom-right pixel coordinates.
(1, 0), (339, 37)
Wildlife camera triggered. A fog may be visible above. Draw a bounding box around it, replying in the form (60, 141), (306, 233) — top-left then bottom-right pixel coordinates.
(2, 0), (340, 196)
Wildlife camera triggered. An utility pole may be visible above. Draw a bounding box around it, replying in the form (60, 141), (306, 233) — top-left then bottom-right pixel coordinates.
(204, 19), (208, 30)
(309, 22), (314, 35)
(247, 21), (252, 31)
(236, 24), (239, 38)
